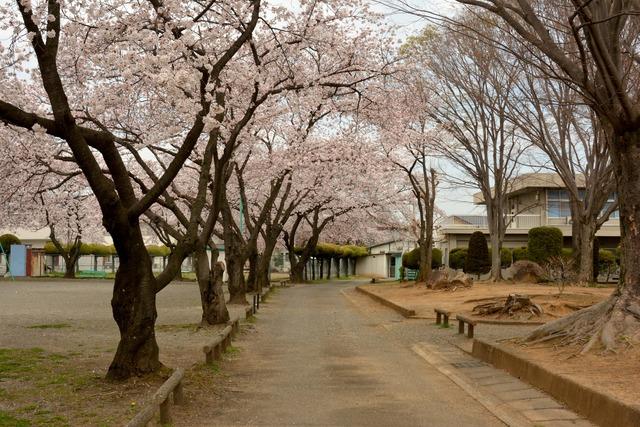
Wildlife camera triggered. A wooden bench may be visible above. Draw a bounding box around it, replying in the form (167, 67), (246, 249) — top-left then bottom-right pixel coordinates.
(456, 314), (477, 338)
(434, 308), (451, 327)
(126, 368), (185, 427)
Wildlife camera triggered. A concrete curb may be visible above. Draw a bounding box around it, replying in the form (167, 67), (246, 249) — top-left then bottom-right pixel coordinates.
(355, 286), (416, 317)
(472, 338), (640, 427)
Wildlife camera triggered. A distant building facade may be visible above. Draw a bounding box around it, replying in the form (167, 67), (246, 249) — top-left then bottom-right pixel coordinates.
(438, 173), (620, 267)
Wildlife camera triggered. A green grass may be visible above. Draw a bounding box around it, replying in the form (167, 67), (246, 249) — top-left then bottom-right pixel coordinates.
(224, 346), (240, 355)
(0, 348), (46, 379)
(0, 411), (30, 427)
(26, 323), (71, 330)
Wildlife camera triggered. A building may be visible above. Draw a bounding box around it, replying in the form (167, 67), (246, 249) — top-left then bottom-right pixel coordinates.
(355, 240), (415, 279)
(438, 173), (620, 266)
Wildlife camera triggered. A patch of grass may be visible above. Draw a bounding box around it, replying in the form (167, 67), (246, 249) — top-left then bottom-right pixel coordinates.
(224, 346), (240, 355)
(0, 348), (46, 379)
(438, 323), (451, 329)
(26, 323), (71, 330)
(0, 411), (30, 427)
(244, 316), (256, 324)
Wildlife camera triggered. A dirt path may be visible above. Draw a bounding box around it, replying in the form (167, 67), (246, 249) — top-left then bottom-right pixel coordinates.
(184, 282), (504, 426)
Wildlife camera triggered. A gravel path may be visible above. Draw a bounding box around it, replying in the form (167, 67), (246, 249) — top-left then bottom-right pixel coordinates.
(188, 282), (504, 426)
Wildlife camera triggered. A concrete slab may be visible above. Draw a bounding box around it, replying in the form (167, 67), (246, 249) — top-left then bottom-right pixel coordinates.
(508, 397), (564, 411)
(523, 408), (581, 421)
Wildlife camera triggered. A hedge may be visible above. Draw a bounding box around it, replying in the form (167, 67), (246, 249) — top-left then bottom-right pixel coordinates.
(528, 226), (563, 264)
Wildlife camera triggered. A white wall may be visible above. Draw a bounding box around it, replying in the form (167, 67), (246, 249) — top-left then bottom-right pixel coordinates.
(355, 254), (388, 278)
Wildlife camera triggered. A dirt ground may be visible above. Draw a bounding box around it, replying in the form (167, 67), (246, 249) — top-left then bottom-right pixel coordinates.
(363, 281), (640, 414)
(503, 340), (640, 411)
(0, 279), (248, 426)
(361, 281), (614, 323)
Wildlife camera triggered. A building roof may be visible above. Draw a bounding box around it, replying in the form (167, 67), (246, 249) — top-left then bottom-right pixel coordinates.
(473, 173), (586, 204)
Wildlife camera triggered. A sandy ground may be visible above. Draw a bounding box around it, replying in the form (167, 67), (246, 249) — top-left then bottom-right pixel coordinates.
(0, 279), (247, 426)
(361, 281), (639, 418)
(361, 281), (614, 322)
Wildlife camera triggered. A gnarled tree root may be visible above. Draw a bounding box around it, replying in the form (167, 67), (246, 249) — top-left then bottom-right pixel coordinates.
(526, 290), (640, 354)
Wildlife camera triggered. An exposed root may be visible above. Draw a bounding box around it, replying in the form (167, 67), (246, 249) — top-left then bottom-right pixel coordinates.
(526, 291), (640, 353)
(473, 293), (543, 318)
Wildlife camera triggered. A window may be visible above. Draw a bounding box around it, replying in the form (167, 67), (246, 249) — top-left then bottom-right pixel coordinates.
(547, 189), (571, 218)
(603, 192), (619, 219)
(547, 189), (619, 219)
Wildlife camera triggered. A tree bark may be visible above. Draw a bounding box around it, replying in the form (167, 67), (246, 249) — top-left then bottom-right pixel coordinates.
(490, 232), (502, 281)
(195, 247), (229, 326)
(575, 219), (596, 283)
(107, 228), (161, 380)
(326, 258), (332, 279)
(246, 250), (258, 293)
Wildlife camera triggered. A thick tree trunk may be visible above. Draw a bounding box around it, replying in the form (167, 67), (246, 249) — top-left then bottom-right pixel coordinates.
(226, 250), (247, 304)
(575, 220), (596, 283)
(490, 232), (502, 281)
(246, 250), (258, 293)
(326, 258), (332, 279)
(311, 258), (316, 280)
(319, 259), (324, 279)
(417, 243), (432, 282)
(63, 254), (77, 278)
(195, 247), (229, 326)
(334, 257), (340, 278)
(107, 228), (161, 380)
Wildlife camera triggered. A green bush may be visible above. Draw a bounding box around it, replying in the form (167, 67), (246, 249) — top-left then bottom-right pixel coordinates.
(561, 247), (573, 258)
(528, 227), (563, 264)
(402, 247), (442, 269)
(449, 248), (467, 270)
(0, 234), (21, 253)
(512, 246), (529, 262)
(465, 231), (490, 275)
(399, 265), (406, 281)
(598, 249), (616, 277)
(146, 245), (171, 257)
(432, 248), (442, 268)
(489, 247), (513, 268)
(402, 248), (420, 269)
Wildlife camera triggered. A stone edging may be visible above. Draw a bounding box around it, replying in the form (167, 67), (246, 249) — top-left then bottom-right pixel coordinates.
(472, 338), (640, 427)
(355, 286), (416, 317)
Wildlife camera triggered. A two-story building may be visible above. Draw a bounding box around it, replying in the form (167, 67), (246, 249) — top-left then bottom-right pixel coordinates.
(438, 173), (620, 267)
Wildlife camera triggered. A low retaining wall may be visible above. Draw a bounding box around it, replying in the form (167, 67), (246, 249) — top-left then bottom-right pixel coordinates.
(472, 339), (640, 427)
(355, 286), (416, 317)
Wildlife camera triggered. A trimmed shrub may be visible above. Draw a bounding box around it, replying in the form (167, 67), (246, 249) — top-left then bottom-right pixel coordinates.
(402, 248), (420, 269)
(449, 248), (467, 270)
(0, 234), (21, 253)
(598, 249), (616, 278)
(513, 247), (529, 262)
(432, 248), (443, 269)
(465, 231), (490, 276)
(528, 227), (563, 264)
(403, 247), (443, 270)
(489, 248), (513, 268)
(146, 245), (171, 257)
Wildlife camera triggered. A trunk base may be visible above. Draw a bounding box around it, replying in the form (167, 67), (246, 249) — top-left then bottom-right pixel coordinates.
(526, 288), (640, 353)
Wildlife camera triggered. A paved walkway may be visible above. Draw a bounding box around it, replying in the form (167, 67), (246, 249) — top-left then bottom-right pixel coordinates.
(196, 282), (590, 426)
